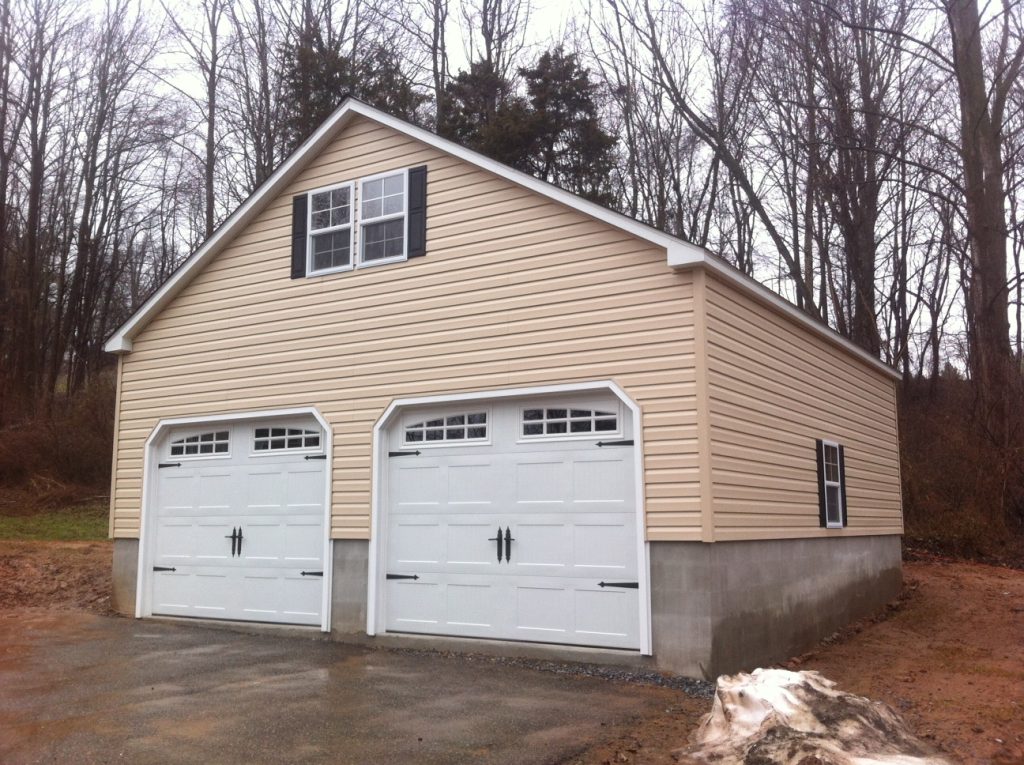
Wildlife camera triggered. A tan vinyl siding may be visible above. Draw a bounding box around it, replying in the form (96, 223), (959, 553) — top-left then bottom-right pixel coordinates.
(111, 116), (700, 540)
(703, 272), (903, 540)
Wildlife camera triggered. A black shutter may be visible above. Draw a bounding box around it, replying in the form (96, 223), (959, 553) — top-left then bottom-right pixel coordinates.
(838, 445), (848, 527)
(291, 195), (308, 278)
(407, 165), (427, 258)
(815, 439), (827, 527)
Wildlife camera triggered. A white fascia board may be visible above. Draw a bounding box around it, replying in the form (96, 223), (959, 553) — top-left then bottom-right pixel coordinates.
(670, 251), (901, 381)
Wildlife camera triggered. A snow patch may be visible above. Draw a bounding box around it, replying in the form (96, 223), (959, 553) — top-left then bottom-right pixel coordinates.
(678, 668), (951, 765)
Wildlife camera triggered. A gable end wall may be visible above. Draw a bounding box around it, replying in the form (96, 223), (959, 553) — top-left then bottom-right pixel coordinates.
(111, 116), (700, 541)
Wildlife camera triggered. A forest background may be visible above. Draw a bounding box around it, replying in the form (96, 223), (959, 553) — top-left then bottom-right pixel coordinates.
(1, 0), (1022, 558)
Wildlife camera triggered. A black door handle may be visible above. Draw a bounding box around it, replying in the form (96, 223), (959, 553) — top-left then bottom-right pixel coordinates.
(504, 527), (515, 564)
(237, 526), (243, 556)
(487, 526), (503, 563)
(224, 527), (238, 556)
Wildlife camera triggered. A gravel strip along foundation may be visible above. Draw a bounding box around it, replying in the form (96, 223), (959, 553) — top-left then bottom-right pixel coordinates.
(388, 646), (716, 699)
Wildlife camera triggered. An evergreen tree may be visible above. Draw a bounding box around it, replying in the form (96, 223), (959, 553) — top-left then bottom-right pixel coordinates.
(518, 48), (616, 206)
(440, 49), (617, 206)
(437, 61), (533, 170)
(281, 30), (425, 152)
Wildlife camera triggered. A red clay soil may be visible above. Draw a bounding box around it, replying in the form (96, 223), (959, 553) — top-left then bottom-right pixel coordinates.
(1, 541), (1021, 764)
(569, 556), (1024, 765)
(0, 540), (112, 613)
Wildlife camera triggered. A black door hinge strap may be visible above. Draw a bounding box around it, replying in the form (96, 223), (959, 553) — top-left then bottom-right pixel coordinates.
(598, 581), (639, 588)
(386, 573), (420, 580)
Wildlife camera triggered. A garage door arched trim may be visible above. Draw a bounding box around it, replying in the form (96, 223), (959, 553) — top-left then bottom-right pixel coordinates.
(367, 381), (652, 655)
(134, 406), (334, 632)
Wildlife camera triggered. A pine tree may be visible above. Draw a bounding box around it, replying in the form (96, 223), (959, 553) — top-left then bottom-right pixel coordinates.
(519, 48), (616, 206)
(280, 31), (425, 152)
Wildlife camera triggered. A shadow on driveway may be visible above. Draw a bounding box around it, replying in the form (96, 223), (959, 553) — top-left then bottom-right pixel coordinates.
(0, 609), (678, 764)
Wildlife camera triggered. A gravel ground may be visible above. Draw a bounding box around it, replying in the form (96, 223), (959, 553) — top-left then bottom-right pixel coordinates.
(390, 647), (717, 698)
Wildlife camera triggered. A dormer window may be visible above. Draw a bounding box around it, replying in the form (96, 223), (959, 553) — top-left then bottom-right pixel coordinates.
(293, 166), (426, 280)
(360, 170), (407, 265)
(307, 183), (353, 275)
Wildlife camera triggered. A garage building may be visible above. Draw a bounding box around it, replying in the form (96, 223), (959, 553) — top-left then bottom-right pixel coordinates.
(105, 98), (903, 678)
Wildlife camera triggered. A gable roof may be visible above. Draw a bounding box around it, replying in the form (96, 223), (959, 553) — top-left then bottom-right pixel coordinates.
(104, 97), (898, 381)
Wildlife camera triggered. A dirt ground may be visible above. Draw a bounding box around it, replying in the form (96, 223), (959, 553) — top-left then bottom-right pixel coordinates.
(1, 541), (1021, 764)
(0, 540), (111, 612)
(573, 553), (1024, 765)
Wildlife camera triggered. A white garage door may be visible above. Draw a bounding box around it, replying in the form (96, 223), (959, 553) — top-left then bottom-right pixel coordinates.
(148, 418), (327, 626)
(383, 394), (640, 650)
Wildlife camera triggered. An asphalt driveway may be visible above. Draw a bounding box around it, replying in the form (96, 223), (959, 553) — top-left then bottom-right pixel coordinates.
(0, 609), (681, 764)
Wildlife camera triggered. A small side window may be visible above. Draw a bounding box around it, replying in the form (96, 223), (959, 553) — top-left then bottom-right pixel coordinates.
(816, 439), (846, 528)
(170, 430), (230, 458)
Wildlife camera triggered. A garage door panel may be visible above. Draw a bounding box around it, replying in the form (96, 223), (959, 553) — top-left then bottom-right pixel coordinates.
(387, 580), (443, 627)
(155, 520), (195, 561)
(192, 519), (236, 562)
(241, 520), (284, 562)
(572, 520), (635, 571)
(514, 585), (569, 635)
(447, 461), (498, 505)
(446, 582), (497, 628)
(152, 570), (192, 611)
(573, 457), (630, 504)
(196, 470), (233, 509)
(159, 473), (196, 512)
(283, 519), (325, 562)
(446, 520), (502, 566)
(573, 588), (636, 641)
(389, 520), (443, 565)
(191, 572), (231, 614)
(245, 469), (289, 510)
(515, 459), (570, 504)
(394, 463), (443, 506)
(511, 522), (569, 570)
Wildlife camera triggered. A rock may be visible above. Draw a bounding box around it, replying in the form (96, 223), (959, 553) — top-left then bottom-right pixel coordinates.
(675, 668), (952, 765)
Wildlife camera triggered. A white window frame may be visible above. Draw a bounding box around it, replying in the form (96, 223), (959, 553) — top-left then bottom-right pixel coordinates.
(357, 168), (408, 268)
(167, 428), (232, 460)
(517, 403), (623, 442)
(306, 181), (355, 276)
(821, 439), (844, 529)
(401, 408), (492, 448)
(250, 422), (325, 457)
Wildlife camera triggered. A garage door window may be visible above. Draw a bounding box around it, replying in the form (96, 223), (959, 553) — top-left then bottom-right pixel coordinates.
(253, 426), (321, 452)
(169, 430), (230, 457)
(521, 407), (618, 437)
(405, 412), (488, 444)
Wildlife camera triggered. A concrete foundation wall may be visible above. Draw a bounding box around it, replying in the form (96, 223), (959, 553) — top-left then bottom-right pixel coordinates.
(112, 538), (139, 616)
(650, 534), (902, 679)
(330, 540), (369, 634)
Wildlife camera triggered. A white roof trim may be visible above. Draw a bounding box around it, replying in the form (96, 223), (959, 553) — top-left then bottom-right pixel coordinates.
(103, 97), (899, 382)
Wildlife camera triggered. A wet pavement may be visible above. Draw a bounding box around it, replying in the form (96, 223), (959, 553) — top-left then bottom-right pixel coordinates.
(0, 609), (678, 764)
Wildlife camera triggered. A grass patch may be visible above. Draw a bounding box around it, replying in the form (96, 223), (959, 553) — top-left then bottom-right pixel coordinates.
(0, 505), (108, 541)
